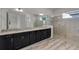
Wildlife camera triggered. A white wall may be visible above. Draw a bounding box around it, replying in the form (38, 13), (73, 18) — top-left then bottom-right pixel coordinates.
(52, 8), (79, 16)
(0, 9), (2, 31)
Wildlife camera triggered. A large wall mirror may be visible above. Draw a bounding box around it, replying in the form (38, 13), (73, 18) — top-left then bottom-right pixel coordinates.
(7, 10), (28, 30)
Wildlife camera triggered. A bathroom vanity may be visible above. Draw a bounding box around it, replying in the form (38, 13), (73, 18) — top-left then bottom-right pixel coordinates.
(0, 26), (53, 50)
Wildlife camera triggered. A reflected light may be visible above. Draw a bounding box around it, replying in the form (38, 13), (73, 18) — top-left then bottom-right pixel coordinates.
(39, 13), (44, 16)
(15, 8), (23, 12)
(62, 13), (72, 19)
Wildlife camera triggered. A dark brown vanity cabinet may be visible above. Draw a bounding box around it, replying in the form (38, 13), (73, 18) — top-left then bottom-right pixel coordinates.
(0, 34), (14, 50)
(0, 28), (51, 50)
(0, 36), (9, 50)
(29, 28), (51, 45)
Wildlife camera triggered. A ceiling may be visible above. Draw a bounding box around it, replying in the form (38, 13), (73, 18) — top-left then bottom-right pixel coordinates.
(8, 8), (79, 17)
(23, 8), (53, 16)
(49, 8), (79, 16)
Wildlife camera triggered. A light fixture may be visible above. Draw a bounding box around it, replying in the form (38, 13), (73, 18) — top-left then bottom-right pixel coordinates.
(15, 8), (23, 12)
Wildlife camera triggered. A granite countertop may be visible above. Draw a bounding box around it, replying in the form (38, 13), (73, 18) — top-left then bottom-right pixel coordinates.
(0, 25), (53, 36)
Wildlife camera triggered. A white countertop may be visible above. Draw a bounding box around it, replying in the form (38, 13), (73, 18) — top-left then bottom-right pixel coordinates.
(0, 25), (53, 36)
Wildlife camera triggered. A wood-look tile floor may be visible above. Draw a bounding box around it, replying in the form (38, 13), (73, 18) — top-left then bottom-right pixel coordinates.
(21, 36), (79, 50)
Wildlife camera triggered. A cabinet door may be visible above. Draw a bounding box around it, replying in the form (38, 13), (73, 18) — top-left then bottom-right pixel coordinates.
(40, 29), (46, 39)
(13, 33), (23, 49)
(29, 31), (41, 44)
(29, 31), (36, 44)
(36, 28), (51, 42)
(35, 30), (42, 43)
(29, 28), (51, 45)
(0, 36), (12, 50)
(4, 34), (14, 50)
(41, 28), (51, 39)
(37, 30), (46, 41)
(13, 32), (30, 49)
(20, 32), (30, 47)
(46, 28), (51, 38)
